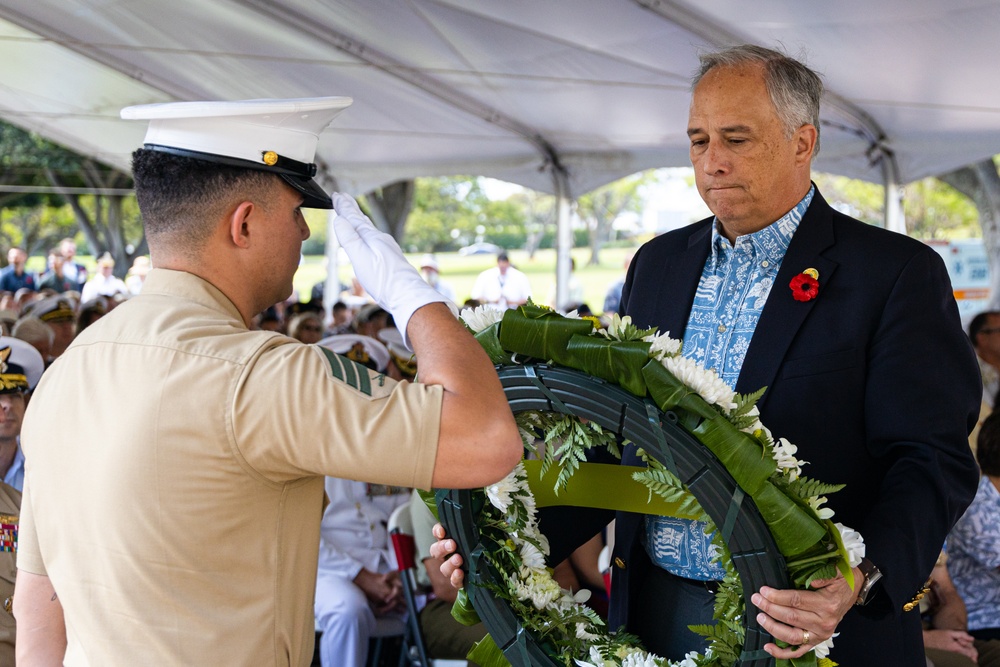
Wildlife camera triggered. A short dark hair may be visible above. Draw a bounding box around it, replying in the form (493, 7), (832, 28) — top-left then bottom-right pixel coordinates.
(131, 148), (278, 252)
(977, 411), (1000, 476)
(332, 301), (348, 313)
(497, 252), (509, 263)
(969, 311), (1000, 344)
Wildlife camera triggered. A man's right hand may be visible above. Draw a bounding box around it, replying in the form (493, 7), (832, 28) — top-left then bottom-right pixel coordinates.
(430, 522), (466, 590)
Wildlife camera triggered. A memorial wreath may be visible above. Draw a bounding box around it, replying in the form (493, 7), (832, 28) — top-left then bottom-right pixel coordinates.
(430, 303), (865, 667)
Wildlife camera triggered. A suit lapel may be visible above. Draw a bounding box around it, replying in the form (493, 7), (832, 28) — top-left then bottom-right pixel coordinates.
(735, 192), (839, 405)
(658, 222), (712, 336)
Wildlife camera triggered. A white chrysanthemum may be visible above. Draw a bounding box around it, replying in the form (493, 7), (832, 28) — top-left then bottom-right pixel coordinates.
(519, 541), (546, 569)
(575, 647), (607, 667)
(460, 305), (504, 333)
(661, 355), (737, 411)
(513, 568), (563, 609)
(485, 463), (523, 512)
(814, 633), (838, 658)
(677, 651), (701, 667)
(647, 332), (682, 360)
(517, 487), (539, 520)
(533, 528), (550, 554)
(808, 495), (836, 520)
(772, 438), (805, 481)
(620, 650), (661, 667)
(836, 523), (866, 568)
(574, 621), (600, 641)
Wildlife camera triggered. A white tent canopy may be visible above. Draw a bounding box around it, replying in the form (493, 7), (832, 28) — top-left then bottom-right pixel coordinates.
(2, 0), (1000, 200)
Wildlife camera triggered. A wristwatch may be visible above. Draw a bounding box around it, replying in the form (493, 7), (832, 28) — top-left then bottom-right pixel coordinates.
(854, 557), (883, 606)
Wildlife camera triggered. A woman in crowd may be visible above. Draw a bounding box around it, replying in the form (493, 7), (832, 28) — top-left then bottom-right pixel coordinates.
(949, 411), (1000, 642)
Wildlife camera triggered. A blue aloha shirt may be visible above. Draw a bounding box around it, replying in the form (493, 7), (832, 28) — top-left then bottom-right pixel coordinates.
(947, 475), (1000, 631)
(644, 186), (814, 581)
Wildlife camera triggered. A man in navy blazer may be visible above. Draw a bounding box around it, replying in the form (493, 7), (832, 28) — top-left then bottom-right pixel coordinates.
(435, 45), (980, 664)
(609, 46), (981, 663)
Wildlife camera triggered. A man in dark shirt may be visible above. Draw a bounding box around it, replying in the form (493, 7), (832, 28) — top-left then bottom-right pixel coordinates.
(0, 249), (36, 294)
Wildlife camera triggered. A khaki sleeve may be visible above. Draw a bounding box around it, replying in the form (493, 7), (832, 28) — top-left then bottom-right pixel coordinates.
(231, 341), (443, 489)
(14, 481), (46, 576)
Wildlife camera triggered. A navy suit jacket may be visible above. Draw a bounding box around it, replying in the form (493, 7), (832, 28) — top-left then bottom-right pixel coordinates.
(545, 190), (981, 665)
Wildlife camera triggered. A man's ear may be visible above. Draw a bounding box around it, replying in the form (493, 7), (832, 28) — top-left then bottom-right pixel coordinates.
(227, 201), (256, 249)
(794, 124), (818, 164)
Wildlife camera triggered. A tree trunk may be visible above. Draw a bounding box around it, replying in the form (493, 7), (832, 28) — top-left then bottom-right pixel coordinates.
(363, 180), (415, 244)
(45, 165), (145, 278)
(940, 158), (1000, 308)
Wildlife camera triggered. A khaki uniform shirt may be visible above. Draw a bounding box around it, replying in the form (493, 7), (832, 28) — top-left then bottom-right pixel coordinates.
(0, 481), (18, 666)
(17, 269), (443, 666)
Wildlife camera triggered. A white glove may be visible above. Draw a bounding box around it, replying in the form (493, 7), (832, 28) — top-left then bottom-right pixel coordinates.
(332, 193), (455, 349)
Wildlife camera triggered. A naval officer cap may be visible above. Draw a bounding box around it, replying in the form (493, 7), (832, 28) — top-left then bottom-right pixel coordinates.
(0, 336), (44, 394)
(121, 97), (352, 209)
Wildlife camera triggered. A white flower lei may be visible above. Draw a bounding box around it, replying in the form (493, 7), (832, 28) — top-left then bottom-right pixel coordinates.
(459, 312), (858, 666)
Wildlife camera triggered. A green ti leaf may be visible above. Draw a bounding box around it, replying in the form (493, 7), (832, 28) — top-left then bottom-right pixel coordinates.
(466, 633), (512, 667)
(563, 334), (651, 397)
(498, 305), (593, 366)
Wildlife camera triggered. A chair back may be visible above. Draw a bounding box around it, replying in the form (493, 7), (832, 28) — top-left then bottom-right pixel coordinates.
(387, 495), (433, 667)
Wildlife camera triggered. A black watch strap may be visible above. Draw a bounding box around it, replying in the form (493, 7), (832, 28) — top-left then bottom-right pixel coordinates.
(854, 557), (883, 606)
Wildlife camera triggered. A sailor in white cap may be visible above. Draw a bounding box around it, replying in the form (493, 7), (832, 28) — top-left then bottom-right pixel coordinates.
(0, 337), (43, 493)
(14, 97), (520, 666)
(377, 327), (418, 382)
(317, 333), (390, 374)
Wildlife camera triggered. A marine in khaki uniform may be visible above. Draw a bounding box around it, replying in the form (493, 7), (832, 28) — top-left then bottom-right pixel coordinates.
(14, 98), (521, 666)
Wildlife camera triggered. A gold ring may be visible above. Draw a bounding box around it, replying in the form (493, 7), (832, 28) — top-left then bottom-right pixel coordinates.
(802, 629), (811, 645)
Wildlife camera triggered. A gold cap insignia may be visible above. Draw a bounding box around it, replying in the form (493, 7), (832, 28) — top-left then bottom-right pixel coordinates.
(262, 151), (279, 166)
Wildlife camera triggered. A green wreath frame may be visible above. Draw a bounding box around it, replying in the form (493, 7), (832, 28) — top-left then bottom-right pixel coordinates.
(432, 304), (854, 667)
(437, 363), (785, 666)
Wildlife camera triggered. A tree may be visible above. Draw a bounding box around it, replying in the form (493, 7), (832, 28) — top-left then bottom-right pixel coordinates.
(0, 205), (77, 261)
(404, 177), (527, 253)
(813, 172), (979, 239)
(509, 189), (555, 258)
(361, 180), (415, 243)
(576, 172), (652, 266)
(0, 120), (145, 276)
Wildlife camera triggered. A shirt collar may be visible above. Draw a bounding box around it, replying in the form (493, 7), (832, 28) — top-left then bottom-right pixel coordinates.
(709, 185), (815, 264)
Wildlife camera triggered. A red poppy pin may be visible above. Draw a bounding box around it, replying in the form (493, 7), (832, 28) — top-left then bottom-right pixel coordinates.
(789, 268), (819, 302)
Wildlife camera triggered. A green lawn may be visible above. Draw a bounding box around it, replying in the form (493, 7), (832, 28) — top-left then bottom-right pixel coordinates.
(293, 246), (637, 315)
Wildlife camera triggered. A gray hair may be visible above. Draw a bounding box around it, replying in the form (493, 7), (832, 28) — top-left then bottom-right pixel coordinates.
(693, 44), (824, 156)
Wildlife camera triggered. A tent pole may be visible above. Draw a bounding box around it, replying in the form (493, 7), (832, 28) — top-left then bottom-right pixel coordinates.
(554, 168), (572, 311)
(884, 180), (905, 234)
(323, 208), (340, 320)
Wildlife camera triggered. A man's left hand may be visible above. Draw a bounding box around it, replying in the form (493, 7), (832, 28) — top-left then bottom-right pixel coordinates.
(751, 567), (861, 659)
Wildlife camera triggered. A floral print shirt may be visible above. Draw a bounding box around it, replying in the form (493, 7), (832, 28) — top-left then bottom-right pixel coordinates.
(948, 475), (1000, 631)
(644, 187), (814, 581)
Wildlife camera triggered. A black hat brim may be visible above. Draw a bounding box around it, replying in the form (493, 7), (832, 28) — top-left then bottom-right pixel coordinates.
(280, 174), (333, 209)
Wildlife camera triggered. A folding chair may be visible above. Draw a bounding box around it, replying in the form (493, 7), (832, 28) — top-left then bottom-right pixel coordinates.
(387, 500), (433, 667)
